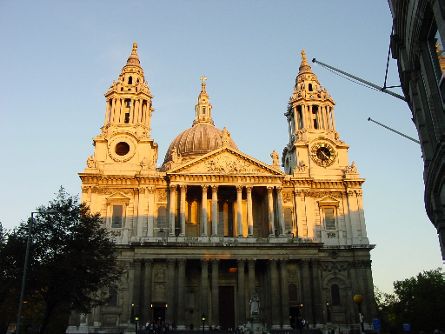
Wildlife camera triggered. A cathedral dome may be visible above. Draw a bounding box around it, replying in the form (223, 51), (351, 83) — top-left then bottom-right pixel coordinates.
(162, 77), (237, 169)
(162, 123), (237, 167)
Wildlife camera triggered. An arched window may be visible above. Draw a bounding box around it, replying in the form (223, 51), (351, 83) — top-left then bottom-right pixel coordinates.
(308, 83), (313, 91)
(331, 284), (340, 305)
(128, 76), (133, 84)
(297, 105), (303, 129)
(312, 105), (319, 129)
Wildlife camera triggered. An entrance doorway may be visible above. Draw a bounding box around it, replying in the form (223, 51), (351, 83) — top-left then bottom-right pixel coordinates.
(151, 304), (166, 324)
(219, 286), (235, 330)
(289, 306), (301, 329)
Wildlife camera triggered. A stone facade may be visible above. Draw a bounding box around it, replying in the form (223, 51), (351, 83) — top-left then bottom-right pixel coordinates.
(68, 44), (376, 333)
(389, 0), (445, 260)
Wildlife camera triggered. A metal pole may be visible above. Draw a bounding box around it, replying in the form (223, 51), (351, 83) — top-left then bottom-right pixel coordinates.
(368, 117), (420, 144)
(16, 211), (37, 334)
(312, 58), (406, 102)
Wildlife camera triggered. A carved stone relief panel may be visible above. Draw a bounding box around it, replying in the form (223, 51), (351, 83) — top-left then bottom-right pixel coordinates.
(193, 153), (268, 175)
(153, 263), (166, 282)
(152, 283), (166, 302)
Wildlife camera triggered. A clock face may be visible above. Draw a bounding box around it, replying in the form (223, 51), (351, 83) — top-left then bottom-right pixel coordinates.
(310, 142), (336, 167)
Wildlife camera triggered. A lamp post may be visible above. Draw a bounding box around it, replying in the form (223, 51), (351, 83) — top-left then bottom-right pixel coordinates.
(353, 294), (364, 334)
(326, 302), (331, 323)
(135, 316), (139, 334)
(201, 313), (206, 334)
(16, 210), (55, 334)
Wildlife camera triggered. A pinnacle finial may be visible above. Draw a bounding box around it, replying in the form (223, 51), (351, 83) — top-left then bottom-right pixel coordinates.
(126, 42), (140, 66)
(301, 50), (308, 65)
(200, 75), (207, 91)
(298, 49), (312, 74)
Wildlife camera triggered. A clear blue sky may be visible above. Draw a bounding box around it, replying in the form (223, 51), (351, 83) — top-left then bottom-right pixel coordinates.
(0, 0), (442, 293)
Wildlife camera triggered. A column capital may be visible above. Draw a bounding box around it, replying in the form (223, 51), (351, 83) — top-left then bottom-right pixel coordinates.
(202, 184), (209, 190)
(211, 185), (218, 192)
(267, 186), (274, 192)
(276, 186), (283, 192)
(236, 185), (243, 192)
(144, 259), (153, 265)
(179, 184), (187, 191)
(169, 184), (177, 191)
(246, 186), (252, 193)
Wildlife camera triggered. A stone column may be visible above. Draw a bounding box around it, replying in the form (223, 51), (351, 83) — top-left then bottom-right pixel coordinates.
(211, 260), (219, 327)
(124, 263), (134, 323)
(169, 185), (177, 236)
(201, 260), (209, 317)
(311, 260), (322, 326)
(147, 187), (155, 237)
(331, 106), (336, 130)
(133, 260), (142, 319)
(246, 187), (253, 236)
(201, 185), (208, 236)
(179, 185), (187, 236)
(267, 187), (275, 236)
(237, 259), (246, 324)
(110, 98), (116, 123)
(300, 260), (314, 325)
(236, 185), (243, 237)
(211, 186), (218, 236)
(248, 260), (256, 300)
(270, 259), (280, 329)
(130, 99), (135, 123)
(280, 260), (291, 328)
(136, 188), (143, 238)
(177, 259), (186, 329)
(277, 187), (285, 236)
(166, 260), (176, 323)
(143, 260), (153, 323)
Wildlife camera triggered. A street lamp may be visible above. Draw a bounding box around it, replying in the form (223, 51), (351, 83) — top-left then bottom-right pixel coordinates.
(326, 302), (331, 323)
(16, 210), (55, 334)
(353, 294), (364, 334)
(135, 316), (139, 334)
(201, 313), (206, 334)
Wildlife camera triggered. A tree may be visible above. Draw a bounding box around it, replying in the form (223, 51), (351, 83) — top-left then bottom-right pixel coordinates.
(376, 268), (445, 333)
(0, 188), (122, 334)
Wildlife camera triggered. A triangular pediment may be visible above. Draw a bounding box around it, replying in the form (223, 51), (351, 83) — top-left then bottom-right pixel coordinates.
(317, 196), (340, 207)
(168, 147), (284, 176)
(106, 192), (131, 204)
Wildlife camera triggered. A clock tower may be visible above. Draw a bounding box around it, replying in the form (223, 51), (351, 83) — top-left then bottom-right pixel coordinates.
(282, 50), (369, 246)
(83, 42), (158, 177)
(282, 50), (349, 179)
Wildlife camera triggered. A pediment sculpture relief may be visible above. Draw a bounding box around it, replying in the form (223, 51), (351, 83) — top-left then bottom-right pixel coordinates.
(202, 154), (267, 175)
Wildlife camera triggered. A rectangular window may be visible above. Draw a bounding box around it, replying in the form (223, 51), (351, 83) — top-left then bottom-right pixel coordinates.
(112, 205), (123, 228)
(323, 208), (336, 230)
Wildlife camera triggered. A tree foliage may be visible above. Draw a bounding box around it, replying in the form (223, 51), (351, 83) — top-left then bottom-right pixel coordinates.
(376, 268), (445, 333)
(0, 188), (122, 334)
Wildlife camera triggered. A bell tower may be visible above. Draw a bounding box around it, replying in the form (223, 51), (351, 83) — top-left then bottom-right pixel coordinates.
(82, 42), (158, 176)
(282, 50), (349, 177)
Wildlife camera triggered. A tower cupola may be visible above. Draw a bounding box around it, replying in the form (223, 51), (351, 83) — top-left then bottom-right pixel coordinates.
(286, 50), (336, 141)
(103, 42), (154, 138)
(193, 76), (214, 125)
